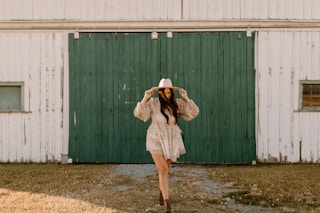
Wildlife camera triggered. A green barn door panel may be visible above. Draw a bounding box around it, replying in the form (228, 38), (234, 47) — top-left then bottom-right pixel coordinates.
(166, 32), (255, 164)
(69, 32), (255, 164)
(69, 33), (159, 163)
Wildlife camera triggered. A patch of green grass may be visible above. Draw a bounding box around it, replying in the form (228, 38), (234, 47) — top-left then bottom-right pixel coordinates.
(208, 164), (320, 211)
(226, 190), (277, 207)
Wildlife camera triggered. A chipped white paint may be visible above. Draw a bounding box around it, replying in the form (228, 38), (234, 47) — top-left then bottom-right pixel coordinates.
(256, 31), (320, 163)
(0, 33), (68, 162)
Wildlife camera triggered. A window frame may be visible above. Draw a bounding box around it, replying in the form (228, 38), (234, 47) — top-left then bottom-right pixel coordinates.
(299, 80), (320, 112)
(0, 82), (24, 112)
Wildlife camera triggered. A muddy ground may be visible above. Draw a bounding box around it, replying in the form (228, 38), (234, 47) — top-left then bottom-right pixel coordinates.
(115, 164), (278, 213)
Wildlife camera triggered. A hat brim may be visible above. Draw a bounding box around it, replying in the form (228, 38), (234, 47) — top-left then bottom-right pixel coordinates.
(152, 86), (180, 91)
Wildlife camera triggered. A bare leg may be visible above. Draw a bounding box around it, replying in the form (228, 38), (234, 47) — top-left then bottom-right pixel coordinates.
(151, 153), (171, 200)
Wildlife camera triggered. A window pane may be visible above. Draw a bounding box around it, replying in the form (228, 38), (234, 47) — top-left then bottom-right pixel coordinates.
(303, 84), (311, 95)
(311, 85), (320, 95)
(302, 84), (320, 108)
(0, 86), (22, 111)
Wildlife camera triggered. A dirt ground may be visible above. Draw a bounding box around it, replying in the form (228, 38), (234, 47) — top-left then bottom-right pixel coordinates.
(0, 163), (319, 213)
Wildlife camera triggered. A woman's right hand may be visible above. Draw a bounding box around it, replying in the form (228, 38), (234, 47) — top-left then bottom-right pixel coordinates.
(144, 89), (154, 99)
(141, 89), (154, 104)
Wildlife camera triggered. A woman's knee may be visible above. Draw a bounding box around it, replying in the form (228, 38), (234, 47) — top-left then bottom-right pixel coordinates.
(157, 164), (169, 176)
(151, 153), (170, 176)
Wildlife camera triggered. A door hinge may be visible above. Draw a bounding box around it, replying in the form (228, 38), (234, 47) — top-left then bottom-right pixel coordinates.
(74, 32), (79, 40)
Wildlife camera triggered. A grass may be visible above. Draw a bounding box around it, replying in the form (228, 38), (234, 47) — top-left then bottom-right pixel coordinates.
(0, 163), (319, 212)
(0, 164), (132, 213)
(208, 163), (320, 212)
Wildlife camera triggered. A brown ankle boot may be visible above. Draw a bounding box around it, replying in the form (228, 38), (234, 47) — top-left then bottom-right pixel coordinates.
(164, 199), (171, 213)
(158, 190), (164, 205)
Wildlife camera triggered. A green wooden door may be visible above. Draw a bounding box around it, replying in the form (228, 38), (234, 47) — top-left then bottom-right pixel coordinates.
(69, 32), (255, 164)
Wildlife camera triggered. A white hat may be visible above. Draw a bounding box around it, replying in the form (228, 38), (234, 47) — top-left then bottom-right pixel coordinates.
(152, 78), (180, 91)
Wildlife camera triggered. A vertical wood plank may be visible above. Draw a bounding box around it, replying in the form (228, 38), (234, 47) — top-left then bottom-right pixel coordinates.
(231, 0), (241, 19)
(292, 0), (304, 19)
(277, 0), (287, 19)
(229, 32), (237, 162)
(160, 33), (167, 77)
(214, 0), (224, 20)
(198, 0), (208, 19)
(269, 32), (281, 161)
(311, 0), (320, 19)
(303, 0), (312, 19)
(68, 33), (76, 161)
(113, 33), (120, 161)
(2, 35), (9, 80)
(298, 32), (310, 161)
(309, 114), (318, 161)
(216, 33), (224, 162)
(171, 0), (181, 20)
(310, 32), (319, 79)
(301, 113), (311, 161)
(90, 33), (97, 162)
(30, 34), (41, 162)
(190, 33), (201, 162)
(1, 114), (9, 161)
(105, 33), (115, 161)
(40, 34), (48, 162)
(284, 0), (294, 19)
(256, 32), (269, 161)
(254, 0), (269, 19)
(166, 33), (173, 79)
(8, 114), (16, 161)
(241, 0), (254, 19)
(268, 0), (278, 19)
(199, 33), (210, 160)
(95, 33), (103, 162)
(291, 32), (301, 162)
(55, 33), (64, 161)
(46, 33), (54, 161)
(278, 32), (291, 162)
(15, 114), (23, 161)
(189, 0), (199, 20)
(246, 32), (256, 163)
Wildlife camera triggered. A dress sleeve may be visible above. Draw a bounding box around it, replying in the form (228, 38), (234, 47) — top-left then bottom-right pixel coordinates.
(133, 98), (152, 122)
(177, 99), (199, 121)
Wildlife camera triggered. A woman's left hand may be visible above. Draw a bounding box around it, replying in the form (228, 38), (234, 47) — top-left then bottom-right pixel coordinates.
(179, 88), (190, 102)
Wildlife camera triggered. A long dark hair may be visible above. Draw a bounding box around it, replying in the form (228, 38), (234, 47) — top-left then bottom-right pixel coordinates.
(159, 88), (179, 124)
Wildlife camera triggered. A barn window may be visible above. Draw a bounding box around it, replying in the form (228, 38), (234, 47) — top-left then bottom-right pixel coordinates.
(0, 82), (24, 112)
(300, 81), (320, 111)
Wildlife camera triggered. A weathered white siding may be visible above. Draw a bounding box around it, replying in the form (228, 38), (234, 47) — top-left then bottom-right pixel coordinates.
(0, 0), (320, 21)
(256, 31), (320, 163)
(0, 33), (68, 162)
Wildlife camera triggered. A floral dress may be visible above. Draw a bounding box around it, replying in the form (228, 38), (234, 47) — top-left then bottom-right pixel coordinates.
(134, 97), (199, 162)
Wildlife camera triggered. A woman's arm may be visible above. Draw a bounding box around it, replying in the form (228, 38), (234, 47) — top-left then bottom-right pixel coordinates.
(177, 88), (199, 121)
(133, 89), (154, 122)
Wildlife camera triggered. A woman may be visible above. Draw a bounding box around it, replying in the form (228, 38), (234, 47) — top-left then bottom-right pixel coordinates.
(134, 78), (199, 212)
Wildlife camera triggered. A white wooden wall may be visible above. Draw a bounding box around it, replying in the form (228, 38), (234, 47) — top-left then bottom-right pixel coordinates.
(0, 33), (68, 162)
(0, 0), (320, 21)
(256, 31), (320, 163)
